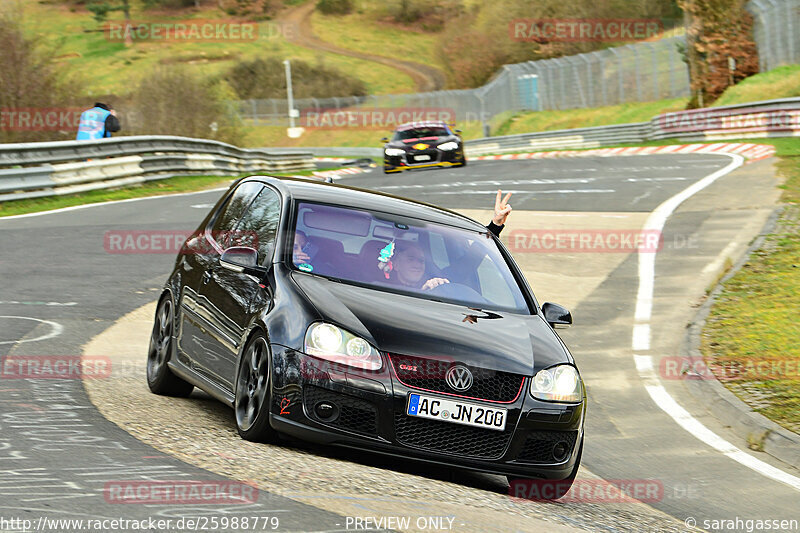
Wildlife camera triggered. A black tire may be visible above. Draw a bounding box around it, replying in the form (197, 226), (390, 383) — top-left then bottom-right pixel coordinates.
(507, 438), (583, 501)
(234, 333), (278, 443)
(147, 297), (194, 397)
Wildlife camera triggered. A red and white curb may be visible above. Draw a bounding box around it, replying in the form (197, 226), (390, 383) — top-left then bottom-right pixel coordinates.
(312, 157), (354, 163)
(312, 167), (369, 179)
(291, 167), (370, 180)
(470, 143), (776, 164)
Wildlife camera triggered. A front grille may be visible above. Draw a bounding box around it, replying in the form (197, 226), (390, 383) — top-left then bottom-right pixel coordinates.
(394, 413), (512, 459)
(390, 354), (525, 403)
(517, 431), (578, 464)
(303, 386), (378, 436)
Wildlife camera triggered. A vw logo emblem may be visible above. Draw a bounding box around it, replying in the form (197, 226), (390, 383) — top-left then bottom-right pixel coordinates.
(446, 365), (473, 392)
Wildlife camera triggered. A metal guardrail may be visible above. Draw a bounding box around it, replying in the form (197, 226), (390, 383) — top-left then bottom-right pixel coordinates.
(267, 147), (383, 158)
(0, 135), (314, 202)
(2, 97), (794, 202)
(273, 98), (798, 160)
(465, 97), (800, 155)
(465, 122), (652, 155)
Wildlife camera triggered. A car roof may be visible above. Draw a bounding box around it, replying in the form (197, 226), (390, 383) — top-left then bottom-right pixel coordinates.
(246, 176), (487, 232)
(395, 121), (451, 132)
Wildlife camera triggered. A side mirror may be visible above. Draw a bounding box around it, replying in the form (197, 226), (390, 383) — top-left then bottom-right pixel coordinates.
(381, 137), (389, 143)
(220, 246), (269, 277)
(542, 302), (572, 327)
(454, 129), (462, 135)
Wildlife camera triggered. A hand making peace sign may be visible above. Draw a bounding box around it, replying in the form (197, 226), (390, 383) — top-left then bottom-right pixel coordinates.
(492, 190), (513, 226)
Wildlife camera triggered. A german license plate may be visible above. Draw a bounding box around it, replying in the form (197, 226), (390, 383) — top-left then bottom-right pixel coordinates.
(406, 393), (507, 431)
(414, 154), (431, 161)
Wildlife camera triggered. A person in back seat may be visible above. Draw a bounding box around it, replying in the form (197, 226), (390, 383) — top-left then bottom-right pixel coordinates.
(293, 231), (318, 268)
(293, 231), (342, 276)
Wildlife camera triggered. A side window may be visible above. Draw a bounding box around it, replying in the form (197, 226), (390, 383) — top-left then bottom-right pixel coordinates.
(429, 232), (450, 270)
(210, 182), (263, 249)
(476, 255), (516, 309)
(235, 187), (281, 265)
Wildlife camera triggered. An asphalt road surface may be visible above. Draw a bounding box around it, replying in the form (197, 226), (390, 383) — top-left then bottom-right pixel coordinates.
(1, 154), (797, 532)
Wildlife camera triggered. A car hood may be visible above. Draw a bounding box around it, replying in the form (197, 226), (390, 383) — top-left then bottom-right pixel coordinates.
(291, 273), (569, 375)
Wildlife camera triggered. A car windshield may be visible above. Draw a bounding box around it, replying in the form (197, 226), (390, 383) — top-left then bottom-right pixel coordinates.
(393, 126), (449, 141)
(291, 202), (530, 313)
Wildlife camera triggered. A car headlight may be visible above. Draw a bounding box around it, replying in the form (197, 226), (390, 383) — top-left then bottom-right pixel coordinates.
(437, 141), (459, 151)
(530, 364), (582, 402)
(385, 148), (405, 157)
(304, 322), (382, 371)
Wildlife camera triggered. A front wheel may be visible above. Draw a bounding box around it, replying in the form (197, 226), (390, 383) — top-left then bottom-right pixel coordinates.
(234, 333), (278, 443)
(146, 297), (194, 397)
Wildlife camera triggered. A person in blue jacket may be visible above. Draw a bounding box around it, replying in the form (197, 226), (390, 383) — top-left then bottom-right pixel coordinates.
(76, 102), (121, 140)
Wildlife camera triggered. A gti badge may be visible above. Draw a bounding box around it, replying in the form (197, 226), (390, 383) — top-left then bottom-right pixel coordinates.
(445, 365), (473, 392)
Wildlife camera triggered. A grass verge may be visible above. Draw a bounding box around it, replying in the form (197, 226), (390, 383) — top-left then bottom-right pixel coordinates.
(701, 139), (800, 435)
(0, 168), (336, 218)
(0, 174), (239, 218)
(21, 1), (415, 96)
(492, 66), (800, 138)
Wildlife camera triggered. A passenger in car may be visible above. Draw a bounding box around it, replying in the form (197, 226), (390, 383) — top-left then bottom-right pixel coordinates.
(385, 190), (513, 290)
(390, 241), (451, 291)
(293, 231), (316, 267)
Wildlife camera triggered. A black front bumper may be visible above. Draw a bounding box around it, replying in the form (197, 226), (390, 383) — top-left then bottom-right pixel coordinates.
(384, 147), (465, 172)
(269, 346), (585, 480)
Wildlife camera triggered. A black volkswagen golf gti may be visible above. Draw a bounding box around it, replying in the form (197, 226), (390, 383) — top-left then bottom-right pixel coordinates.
(147, 175), (585, 494)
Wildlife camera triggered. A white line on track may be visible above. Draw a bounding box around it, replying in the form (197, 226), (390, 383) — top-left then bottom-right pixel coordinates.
(418, 189), (616, 195)
(0, 316), (64, 345)
(0, 188), (230, 221)
(631, 153), (800, 492)
(0, 301), (77, 306)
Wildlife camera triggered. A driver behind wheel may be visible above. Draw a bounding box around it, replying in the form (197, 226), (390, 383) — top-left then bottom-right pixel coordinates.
(389, 241), (450, 291)
(383, 189), (514, 292)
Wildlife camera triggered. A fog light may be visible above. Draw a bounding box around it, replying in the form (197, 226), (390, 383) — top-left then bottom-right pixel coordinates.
(314, 401), (338, 421)
(553, 441), (569, 462)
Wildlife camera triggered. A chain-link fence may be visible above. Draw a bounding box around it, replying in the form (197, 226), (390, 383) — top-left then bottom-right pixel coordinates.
(748, 0), (800, 71)
(238, 1), (798, 127)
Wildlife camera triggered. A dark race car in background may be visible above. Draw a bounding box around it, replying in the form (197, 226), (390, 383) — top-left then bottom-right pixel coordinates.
(382, 121), (467, 174)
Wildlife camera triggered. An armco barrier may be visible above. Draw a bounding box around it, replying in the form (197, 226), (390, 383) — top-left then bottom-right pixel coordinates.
(650, 97), (800, 141)
(464, 122), (652, 155)
(0, 135), (314, 202)
(464, 97), (799, 156)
